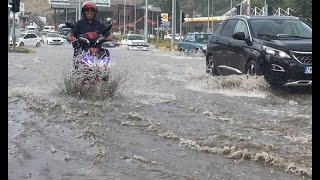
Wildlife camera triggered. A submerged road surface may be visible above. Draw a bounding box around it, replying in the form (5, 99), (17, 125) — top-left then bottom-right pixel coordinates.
(8, 44), (311, 179)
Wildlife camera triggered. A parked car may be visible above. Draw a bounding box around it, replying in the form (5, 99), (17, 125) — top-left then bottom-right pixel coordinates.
(120, 35), (128, 46)
(206, 15), (312, 86)
(59, 28), (71, 36)
(26, 25), (37, 31)
(166, 34), (180, 40)
(43, 25), (55, 32)
(39, 31), (49, 44)
(178, 32), (211, 54)
(126, 34), (149, 51)
(46, 33), (64, 45)
(17, 33), (42, 47)
(102, 35), (119, 48)
(9, 35), (18, 46)
(58, 24), (67, 31)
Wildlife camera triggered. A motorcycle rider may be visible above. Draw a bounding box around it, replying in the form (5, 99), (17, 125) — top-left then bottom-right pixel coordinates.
(67, 1), (112, 57)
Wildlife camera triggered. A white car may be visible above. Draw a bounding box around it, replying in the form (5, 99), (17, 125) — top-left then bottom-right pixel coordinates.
(166, 34), (180, 40)
(43, 25), (55, 32)
(120, 35), (128, 46)
(46, 33), (64, 45)
(17, 33), (42, 47)
(126, 34), (149, 51)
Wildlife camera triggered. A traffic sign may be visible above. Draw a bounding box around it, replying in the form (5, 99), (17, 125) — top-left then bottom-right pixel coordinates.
(161, 13), (168, 22)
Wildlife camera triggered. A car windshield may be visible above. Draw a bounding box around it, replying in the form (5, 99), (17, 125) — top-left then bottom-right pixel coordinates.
(195, 34), (210, 43)
(61, 28), (71, 35)
(47, 33), (60, 37)
(249, 19), (312, 39)
(128, 35), (144, 40)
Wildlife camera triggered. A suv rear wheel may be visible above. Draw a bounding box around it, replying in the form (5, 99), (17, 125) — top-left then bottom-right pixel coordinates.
(246, 60), (262, 75)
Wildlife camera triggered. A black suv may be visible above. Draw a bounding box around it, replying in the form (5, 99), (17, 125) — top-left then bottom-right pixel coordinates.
(206, 15), (312, 86)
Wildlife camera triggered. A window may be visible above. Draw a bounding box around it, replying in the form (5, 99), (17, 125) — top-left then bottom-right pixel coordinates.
(29, 34), (37, 38)
(221, 19), (237, 37)
(128, 35), (144, 40)
(249, 19), (312, 39)
(233, 20), (249, 38)
(195, 34), (210, 43)
(24, 34), (30, 39)
(214, 21), (223, 34)
(184, 35), (191, 42)
(189, 35), (195, 42)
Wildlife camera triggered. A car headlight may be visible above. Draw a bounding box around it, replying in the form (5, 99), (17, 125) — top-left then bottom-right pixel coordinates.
(202, 45), (207, 51)
(263, 45), (290, 58)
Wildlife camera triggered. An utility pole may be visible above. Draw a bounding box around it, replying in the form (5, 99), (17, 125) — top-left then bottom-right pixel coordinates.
(134, 0), (136, 33)
(211, 0), (214, 30)
(157, 15), (159, 48)
(124, 0), (126, 35)
(75, 1), (78, 21)
(180, 10), (182, 40)
(78, 0), (81, 20)
(8, 5), (11, 50)
(207, 0), (209, 31)
(144, 0), (148, 40)
(264, 0), (267, 15)
(171, 0), (175, 50)
(13, 12), (16, 50)
(151, 10), (153, 36)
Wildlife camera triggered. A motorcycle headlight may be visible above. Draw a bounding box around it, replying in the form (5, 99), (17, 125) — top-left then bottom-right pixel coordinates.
(202, 45), (207, 51)
(263, 45), (290, 59)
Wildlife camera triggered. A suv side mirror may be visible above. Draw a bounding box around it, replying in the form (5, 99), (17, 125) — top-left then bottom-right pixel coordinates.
(233, 32), (246, 40)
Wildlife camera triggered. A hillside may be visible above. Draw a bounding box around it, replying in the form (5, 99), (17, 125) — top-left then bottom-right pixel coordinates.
(21, 0), (52, 15)
(21, 0), (145, 16)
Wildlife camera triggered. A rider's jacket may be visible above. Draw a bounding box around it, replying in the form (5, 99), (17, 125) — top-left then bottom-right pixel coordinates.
(71, 19), (111, 39)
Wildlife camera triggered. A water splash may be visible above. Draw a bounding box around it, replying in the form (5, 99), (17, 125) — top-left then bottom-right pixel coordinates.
(63, 68), (123, 100)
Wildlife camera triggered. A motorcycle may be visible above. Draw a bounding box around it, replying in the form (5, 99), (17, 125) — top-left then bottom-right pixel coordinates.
(65, 19), (113, 85)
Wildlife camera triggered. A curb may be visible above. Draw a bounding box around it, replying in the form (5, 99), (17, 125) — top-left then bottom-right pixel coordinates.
(8, 48), (35, 54)
(157, 46), (177, 51)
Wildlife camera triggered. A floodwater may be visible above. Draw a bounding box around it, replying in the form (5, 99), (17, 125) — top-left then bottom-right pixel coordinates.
(8, 44), (311, 179)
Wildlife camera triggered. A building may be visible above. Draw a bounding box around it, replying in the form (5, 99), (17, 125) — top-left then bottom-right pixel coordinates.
(47, 0), (161, 34)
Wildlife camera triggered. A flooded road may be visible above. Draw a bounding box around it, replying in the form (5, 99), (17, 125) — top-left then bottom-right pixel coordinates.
(8, 44), (312, 179)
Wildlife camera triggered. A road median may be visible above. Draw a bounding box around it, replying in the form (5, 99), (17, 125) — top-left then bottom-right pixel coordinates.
(8, 47), (35, 54)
